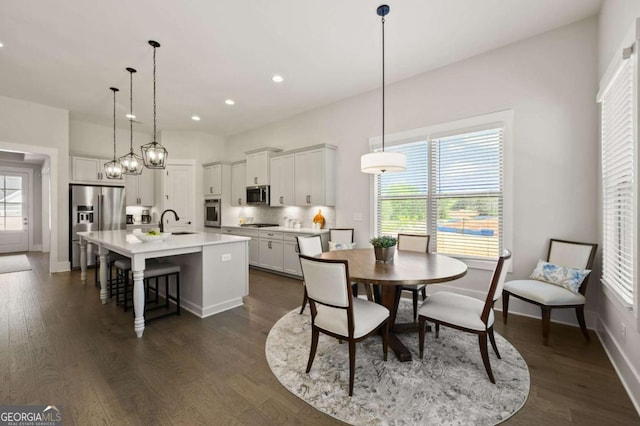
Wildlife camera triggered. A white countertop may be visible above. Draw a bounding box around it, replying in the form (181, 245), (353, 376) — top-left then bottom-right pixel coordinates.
(221, 225), (329, 234)
(79, 230), (249, 254)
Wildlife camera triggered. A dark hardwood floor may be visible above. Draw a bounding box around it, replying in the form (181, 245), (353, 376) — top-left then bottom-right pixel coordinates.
(1, 252), (638, 425)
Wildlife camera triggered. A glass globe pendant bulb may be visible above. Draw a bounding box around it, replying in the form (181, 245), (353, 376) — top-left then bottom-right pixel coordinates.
(105, 87), (123, 180)
(142, 40), (168, 169)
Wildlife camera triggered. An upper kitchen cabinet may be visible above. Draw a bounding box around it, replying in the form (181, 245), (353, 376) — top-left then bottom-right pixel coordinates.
(70, 155), (119, 184)
(203, 162), (231, 197)
(294, 145), (336, 206)
(231, 161), (247, 206)
(125, 169), (155, 206)
(270, 153), (295, 206)
(245, 147), (281, 187)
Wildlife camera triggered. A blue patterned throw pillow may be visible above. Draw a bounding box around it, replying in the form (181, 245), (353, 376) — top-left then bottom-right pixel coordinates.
(529, 260), (590, 294)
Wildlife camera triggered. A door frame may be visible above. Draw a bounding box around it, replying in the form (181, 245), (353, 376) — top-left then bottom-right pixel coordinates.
(0, 165), (34, 252)
(0, 141), (59, 274)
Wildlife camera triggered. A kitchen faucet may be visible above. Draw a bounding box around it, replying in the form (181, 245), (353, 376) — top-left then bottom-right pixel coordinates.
(159, 209), (179, 233)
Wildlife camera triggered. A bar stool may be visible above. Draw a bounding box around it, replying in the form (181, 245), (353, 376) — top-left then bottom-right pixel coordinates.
(113, 259), (181, 320)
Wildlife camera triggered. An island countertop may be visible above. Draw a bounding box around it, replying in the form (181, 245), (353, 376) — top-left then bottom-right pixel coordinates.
(78, 230), (249, 254)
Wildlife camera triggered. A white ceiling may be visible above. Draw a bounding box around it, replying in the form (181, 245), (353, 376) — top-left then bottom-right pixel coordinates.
(0, 0), (602, 136)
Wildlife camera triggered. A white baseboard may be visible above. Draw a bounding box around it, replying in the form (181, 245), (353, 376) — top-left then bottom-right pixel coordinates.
(595, 317), (640, 416)
(180, 297), (244, 319)
(31, 244), (43, 251)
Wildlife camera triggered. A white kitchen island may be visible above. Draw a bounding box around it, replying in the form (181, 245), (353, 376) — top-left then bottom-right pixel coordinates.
(78, 230), (250, 337)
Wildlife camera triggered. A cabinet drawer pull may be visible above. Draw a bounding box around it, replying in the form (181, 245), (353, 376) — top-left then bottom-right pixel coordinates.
(306, 195), (310, 204)
(280, 196), (283, 204)
(268, 241), (272, 249)
(254, 177), (258, 184)
(238, 197), (242, 205)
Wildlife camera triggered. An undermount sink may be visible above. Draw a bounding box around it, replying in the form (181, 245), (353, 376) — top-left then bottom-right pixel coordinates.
(171, 231), (197, 235)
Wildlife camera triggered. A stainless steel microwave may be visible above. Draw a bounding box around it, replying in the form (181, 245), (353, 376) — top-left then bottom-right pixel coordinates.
(246, 185), (270, 206)
(204, 198), (221, 227)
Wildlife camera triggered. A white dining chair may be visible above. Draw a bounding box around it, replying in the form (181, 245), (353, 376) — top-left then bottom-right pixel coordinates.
(502, 239), (597, 345)
(300, 254), (389, 396)
(397, 233), (431, 322)
(329, 228), (354, 244)
(418, 250), (511, 384)
(296, 235), (324, 314)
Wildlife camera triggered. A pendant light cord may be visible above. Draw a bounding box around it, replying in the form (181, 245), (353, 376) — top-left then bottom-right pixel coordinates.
(112, 89), (117, 160)
(153, 45), (157, 143)
(381, 13), (385, 152)
(129, 69), (134, 153)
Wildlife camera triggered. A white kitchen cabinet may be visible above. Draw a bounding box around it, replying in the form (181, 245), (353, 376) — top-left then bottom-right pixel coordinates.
(203, 162), (230, 197)
(71, 156), (116, 184)
(283, 240), (302, 276)
(231, 161), (247, 206)
(125, 170), (155, 206)
(248, 238), (259, 266)
(245, 147), (281, 187)
(294, 145), (336, 206)
(259, 230), (284, 271)
(270, 154), (295, 206)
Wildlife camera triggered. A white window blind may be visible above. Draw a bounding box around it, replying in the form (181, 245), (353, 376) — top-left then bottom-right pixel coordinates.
(599, 56), (635, 306)
(430, 128), (503, 259)
(375, 141), (428, 235)
(374, 126), (504, 260)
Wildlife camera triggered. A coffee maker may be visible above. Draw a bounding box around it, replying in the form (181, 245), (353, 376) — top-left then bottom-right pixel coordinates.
(141, 209), (152, 224)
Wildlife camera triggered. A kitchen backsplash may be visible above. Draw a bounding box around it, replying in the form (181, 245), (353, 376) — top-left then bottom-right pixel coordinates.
(228, 206), (335, 228)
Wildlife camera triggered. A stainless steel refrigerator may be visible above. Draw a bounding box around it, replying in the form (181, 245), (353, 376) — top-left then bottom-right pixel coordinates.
(69, 184), (125, 269)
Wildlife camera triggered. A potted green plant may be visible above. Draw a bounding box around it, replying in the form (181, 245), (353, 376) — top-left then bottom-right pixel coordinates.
(370, 235), (398, 263)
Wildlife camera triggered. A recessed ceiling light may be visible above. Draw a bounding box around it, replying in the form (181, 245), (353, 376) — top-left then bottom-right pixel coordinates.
(191, 115), (201, 121)
(225, 99), (235, 105)
(272, 74), (284, 83)
(0, 42), (4, 48)
(126, 113), (136, 119)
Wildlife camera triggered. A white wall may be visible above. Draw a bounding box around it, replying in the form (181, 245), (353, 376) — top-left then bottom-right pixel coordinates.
(0, 95), (68, 271)
(69, 120), (152, 158)
(228, 18), (599, 321)
(157, 130), (226, 230)
(597, 0), (640, 413)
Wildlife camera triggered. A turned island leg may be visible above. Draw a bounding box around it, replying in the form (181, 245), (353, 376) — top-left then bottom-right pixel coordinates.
(132, 269), (145, 338)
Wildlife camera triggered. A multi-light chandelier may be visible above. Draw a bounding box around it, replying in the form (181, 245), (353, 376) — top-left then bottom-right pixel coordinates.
(110, 40), (168, 173)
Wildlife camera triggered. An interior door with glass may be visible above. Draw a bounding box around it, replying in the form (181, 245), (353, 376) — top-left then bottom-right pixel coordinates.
(0, 171), (29, 253)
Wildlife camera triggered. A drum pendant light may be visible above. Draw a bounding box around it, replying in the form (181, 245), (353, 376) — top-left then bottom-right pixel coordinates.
(361, 5), (406, 174)
(141, 40), (168, 169)
(104, 87), (123, 179)
(119, 67), (144, 175)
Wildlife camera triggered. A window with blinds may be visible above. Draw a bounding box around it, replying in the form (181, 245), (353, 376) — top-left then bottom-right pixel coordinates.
(374, 127), (504, 260)
(599, 54), (635, 307)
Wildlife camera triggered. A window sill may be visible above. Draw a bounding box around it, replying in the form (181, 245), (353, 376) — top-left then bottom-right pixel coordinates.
(455, 256), (513, 273)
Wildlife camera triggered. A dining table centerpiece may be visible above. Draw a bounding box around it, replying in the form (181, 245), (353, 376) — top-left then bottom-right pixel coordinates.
(370, 235), (397, 263)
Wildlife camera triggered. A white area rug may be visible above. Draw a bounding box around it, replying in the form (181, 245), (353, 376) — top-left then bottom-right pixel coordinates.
(0, 254), (31, 274)
(266, 300), (530, 425)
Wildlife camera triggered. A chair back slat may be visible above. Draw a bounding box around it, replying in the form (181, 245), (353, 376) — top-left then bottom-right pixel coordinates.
(481, 250), (512, 323)
(329, 228), (354, 244)
(297, 235), (323, 257)
(300, 255), (351, 308)
(548, 239), (597, 269)
(397, 234), (430, 253)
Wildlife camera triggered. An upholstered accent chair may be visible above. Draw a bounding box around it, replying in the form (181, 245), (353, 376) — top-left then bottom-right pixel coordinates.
(502, 239), (597, 346)
(299, 254), (389, 396)
(419, 250), (511, 384)
(296, 235), (324, 314)
(397, 234), (431, 322)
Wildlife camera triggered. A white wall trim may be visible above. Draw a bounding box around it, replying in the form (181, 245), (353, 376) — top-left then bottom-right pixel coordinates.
(32, 244), (42, 251)
(57, 261), (70, 272)
(596, 315), (640, 416)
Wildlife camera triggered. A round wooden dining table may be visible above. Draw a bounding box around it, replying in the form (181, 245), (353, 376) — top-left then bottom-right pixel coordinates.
(319, 248), (467, 362)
